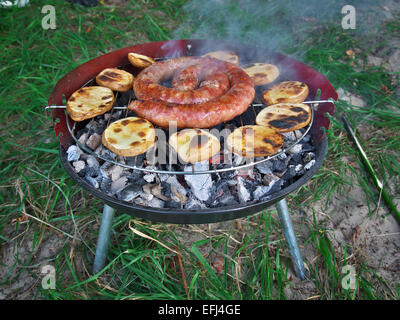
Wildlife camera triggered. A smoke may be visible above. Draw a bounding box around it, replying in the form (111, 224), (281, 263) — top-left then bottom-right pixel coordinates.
(168, 0), (394, 56)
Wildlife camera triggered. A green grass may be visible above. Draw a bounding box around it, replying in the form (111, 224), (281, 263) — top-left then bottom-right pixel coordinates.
(1, 0), (399, 300)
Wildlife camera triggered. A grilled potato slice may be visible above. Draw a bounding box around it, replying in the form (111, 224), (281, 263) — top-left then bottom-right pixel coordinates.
(243, 63), (279, 86)
(96, 68), (134, 92)
(202, 50), (239, 64)
(102, 117), (156, 157)
(128, 53), (155, 68)
(169, 129), (221, 163)
(226, 125), (284, 158)
(66, 86), (114, 122)
(256, 103), (311, 133)
(262, 81), (309, 106)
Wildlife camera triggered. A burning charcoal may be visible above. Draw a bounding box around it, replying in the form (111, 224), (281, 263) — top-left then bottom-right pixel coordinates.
(86, 176), (99, 189)
(160, 181), (172, 199)
(278, 152), (287, 160)
(118, 184), (142, 202)
(282, 165), (297, 180)
(289, 152), (302, 165)
(86, 133), (102, 150)
(263, 173), (280, 188)
(171, 185), (188, 204)
(253, 185), (274, 201)
(72, 160), (85, 174)
(185, 197), (207, 210)
(104, 113), (111, 121)
(160, 175), (187, 196)
(282, 130), (302, 142)
(110, 176), (128, 194)
(184, 161), (213, 202)
(237, 177), (251, 203)
(78, 132), (88, 145)
(67, 145), (82, 162)
(101, 148), (117, 161)
(127, 170), (144, 183)
(302, 152), (315, 163)
(143, 184), (170, 201)
(143, 173), (156, 183)
(147, 197), (164, 208)
(287, 144), (302, 155)
(100, 177), (112, 193)
(86, 155), (100, 171)
(86, 119), (104, 135)
(218, 193), (238, 206)
(85, 166), (99, 178)
(304, 159), (316, 171)
(301, 142), (315, 153)
(272, 159), (287, 173)
(295, 164), (304, 175)
(100, 161), (113, 178)
(164, 200), (182, 209)
(110, 165), (124, 182)
(255, 160), (273, 174)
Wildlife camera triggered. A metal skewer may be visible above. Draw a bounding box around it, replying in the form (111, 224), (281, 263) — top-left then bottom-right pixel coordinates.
(45, 99), (336, 111)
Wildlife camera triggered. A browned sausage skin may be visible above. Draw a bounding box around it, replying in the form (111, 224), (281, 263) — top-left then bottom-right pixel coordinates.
(130, 56), (255, 128)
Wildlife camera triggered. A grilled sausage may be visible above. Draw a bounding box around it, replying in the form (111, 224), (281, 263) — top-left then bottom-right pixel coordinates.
(131, 56), (255, 128)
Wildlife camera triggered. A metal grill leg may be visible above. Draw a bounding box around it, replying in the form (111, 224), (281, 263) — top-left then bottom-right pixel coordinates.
(275, 199), (307, 280)
(93, 204), (115, 274)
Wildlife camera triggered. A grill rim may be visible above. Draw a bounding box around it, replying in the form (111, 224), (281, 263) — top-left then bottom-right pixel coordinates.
(59, 132), (327, 224)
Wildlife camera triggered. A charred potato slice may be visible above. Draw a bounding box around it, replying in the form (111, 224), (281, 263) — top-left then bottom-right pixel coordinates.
(202, 50), (239, 64)
(102, 117), (156, 157)
(128, 53), (155, 68)
(226, 125), (284, 158)
(96, 68), (134, 92)
(169, 129), (221, 163)
(256, 103), (311, 133)
(243, 63), (280, 86)
(262, 81), (309, 106)
(66, 86), (114, 122)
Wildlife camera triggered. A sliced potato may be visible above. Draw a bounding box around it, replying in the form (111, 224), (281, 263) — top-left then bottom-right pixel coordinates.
(169, 129), (221, 163)
(66, 86), (114, 122)
(102, 117), (156, 157)
(243, 63), (279, 86)
(262, 81), (309, 106)
(128, 53), (155, 68)
(226, 125), (283, 158)
(96, 68), (134, 92)
(256, 103), (311, 133)
(202, 50), (239, 64)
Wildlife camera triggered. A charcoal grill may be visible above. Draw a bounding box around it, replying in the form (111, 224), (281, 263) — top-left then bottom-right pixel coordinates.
(48, 39), (337, 278)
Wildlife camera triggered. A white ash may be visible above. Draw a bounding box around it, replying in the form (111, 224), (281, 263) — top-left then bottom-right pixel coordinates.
(237, 177), (251, 203)
(86, 155), (100, 171)
(184, 161), (213, 202)
(304, 159), (316, 171)
(185, 197), (207, 210)
(110, 165), (124, 182)
(143, 173), (156, 183)
(287, 143), (302, 155)
(72, 160), (85, 173)
(110, 176), (128, 194)
(67, 145), (82, 162)
(253, 185), (273, 201)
